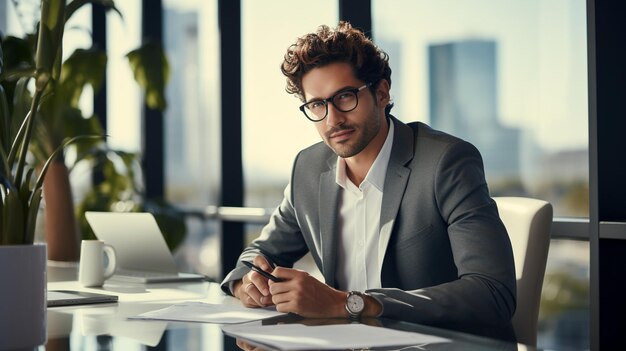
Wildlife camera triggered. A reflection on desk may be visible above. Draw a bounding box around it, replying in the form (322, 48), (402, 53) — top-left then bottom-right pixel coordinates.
(44, 265), (529, 351)
(222, 323), (451, 350)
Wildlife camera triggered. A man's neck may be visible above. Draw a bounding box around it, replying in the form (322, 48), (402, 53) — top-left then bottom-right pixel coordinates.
(345, 160), (369, 187)
(344, 118), (390, 187)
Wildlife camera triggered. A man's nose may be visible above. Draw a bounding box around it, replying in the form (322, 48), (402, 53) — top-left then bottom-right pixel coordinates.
(325, 103), (345, 127)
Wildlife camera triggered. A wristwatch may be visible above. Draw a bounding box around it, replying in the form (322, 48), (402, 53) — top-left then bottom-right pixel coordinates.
(345, 291), (366, 319)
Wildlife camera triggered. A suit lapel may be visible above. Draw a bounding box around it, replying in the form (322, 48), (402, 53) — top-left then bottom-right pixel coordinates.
(379, 118), (414, 284)
(315, 117), (415, 288)
(319, 156), (340, 287)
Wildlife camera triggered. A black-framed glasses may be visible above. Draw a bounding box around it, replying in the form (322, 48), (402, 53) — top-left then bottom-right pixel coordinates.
(299, 83), (372, 122)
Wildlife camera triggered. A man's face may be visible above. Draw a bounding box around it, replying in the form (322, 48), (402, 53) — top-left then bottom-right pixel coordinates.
(301, 62), (389, 159)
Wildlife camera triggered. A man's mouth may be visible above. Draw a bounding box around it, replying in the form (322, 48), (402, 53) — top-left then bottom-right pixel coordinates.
(329, 129), (354, 142)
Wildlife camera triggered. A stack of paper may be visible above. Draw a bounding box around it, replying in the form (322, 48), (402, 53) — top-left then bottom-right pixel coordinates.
(129, 302), (286, 324)
(130, 302), (452, 350)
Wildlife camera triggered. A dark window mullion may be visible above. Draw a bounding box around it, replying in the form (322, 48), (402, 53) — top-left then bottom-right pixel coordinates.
(339, 0), (372, 36)
(142, 0), (165, 199)
(588, 0), (626, 349)
(92, 5), (107, 133)
(218, 0), (243, 279)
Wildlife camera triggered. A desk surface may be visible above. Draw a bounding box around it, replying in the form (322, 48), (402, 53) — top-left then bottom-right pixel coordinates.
(42, 264), (530, 351)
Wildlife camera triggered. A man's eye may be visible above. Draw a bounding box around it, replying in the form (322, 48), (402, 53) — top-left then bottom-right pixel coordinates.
(336, 92), (354, 100)
(309, 101), (325, 109)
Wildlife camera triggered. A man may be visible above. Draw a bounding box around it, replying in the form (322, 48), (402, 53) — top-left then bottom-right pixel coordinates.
(221, 22), (517, 341)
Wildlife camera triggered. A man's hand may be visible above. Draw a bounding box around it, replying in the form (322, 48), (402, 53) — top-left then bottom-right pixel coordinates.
(233, 256), (275, 308)
(268, 267), (347, 318)
(235, 338), (265, 351)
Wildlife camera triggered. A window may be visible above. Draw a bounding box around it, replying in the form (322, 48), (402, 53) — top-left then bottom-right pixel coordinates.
(373, 0), (588, 217)
(372, 1), (589, 349)
(164, 0), (220, 207)
(242, 0), (338, 208)
(163, 0), (221, 277)
(106, 1), (142, 152)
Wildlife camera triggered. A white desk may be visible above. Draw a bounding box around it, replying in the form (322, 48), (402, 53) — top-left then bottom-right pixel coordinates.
(43, 264), (526, 351)
(47, 264), (231, 349)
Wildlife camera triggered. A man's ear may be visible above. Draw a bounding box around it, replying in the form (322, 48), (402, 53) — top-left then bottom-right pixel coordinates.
(376, 79), (391, 105)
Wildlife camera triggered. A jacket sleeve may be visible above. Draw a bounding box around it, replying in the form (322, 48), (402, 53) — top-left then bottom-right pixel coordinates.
(367, 140), (517, 340)
(220, 182), (309, 295)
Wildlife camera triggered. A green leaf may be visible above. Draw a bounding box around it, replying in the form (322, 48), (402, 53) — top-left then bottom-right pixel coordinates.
(36, 0), (66, 86)
(14, 89), (45, 192)
(9, 111), (30, 180)
(60, 47), (107, 107)
(25, 187), (43, 244)
(0, 85), (10, 156)
(31, 47), (106, 163)
(30, 114), (54, 165)
(8, 110), (32, 175)
(64, 113), (104, 157)
(2, 185), (25, 244)
(11, 77), (32, 131)
(0, 141), (8, 182)
(126, 41), (170, 111)
(5, 77), (33, 167)
(19, 167), (35, 207)
(34, 26), (54, 88)
(0, 67), (37, 82)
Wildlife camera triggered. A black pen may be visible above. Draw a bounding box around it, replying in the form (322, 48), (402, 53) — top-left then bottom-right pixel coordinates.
(242, 261), (284, 282)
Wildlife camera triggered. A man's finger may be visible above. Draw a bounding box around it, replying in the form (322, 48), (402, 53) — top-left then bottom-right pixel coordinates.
(253, 255), (274, 273)
(268, 279), (290, 295)
(246, 285), (265, 306)
(271, 266), (306, 280)
(248, 271), (271, 296)
(244, 282), (255, 294)
(243, 294), (260, 307)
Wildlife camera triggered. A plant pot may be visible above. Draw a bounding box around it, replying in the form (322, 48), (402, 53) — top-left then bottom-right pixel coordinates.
(43, 161), (80, 261)
(0, 244), (47, 350)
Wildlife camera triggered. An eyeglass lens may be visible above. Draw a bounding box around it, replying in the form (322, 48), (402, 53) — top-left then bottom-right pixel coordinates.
(305, 90), (359, 120)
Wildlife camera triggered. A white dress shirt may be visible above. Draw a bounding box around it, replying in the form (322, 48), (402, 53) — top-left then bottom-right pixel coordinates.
(335, 121), (395, 292)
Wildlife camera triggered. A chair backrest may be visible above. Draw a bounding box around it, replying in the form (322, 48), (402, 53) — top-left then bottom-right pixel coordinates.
(493, 197), (552, 347)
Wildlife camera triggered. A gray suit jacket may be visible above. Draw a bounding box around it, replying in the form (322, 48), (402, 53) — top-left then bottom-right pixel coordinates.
(222, 117), (517, 341)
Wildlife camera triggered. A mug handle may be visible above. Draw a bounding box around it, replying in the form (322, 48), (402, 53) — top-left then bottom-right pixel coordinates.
(102, 244), (117, 280)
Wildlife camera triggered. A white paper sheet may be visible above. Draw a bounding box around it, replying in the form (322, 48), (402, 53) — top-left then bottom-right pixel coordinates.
(128, 301), (286, 324)
(221, 323), (451, 350)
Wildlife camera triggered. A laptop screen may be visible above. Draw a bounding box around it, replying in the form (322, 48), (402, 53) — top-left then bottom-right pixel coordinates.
(85, 212), (178, 274)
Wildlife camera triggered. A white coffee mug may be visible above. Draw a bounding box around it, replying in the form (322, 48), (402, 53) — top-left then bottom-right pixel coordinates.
(78, 240), (117, 287)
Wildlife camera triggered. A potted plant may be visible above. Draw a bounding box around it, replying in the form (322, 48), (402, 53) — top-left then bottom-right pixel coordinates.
(0, 0), (66, 348)
(1, 0), (179, 264)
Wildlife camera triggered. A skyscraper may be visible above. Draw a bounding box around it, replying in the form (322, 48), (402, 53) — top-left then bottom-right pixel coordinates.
(429, 39), (520, 181)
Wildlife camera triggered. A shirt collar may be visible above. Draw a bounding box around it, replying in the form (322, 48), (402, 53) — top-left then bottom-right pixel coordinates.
(335, 119), (395, 192)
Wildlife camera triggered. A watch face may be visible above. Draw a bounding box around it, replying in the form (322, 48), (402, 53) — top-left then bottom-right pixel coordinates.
(347, 293), (365, 314)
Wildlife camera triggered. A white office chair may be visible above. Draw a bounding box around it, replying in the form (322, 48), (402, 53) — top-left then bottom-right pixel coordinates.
(493, 197), (552, 347)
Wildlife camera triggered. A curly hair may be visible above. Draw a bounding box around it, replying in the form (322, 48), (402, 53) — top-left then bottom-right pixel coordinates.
(281, 21), (393, 115)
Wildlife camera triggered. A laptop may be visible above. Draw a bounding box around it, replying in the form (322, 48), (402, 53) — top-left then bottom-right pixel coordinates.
(85, 211), (205, 283)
